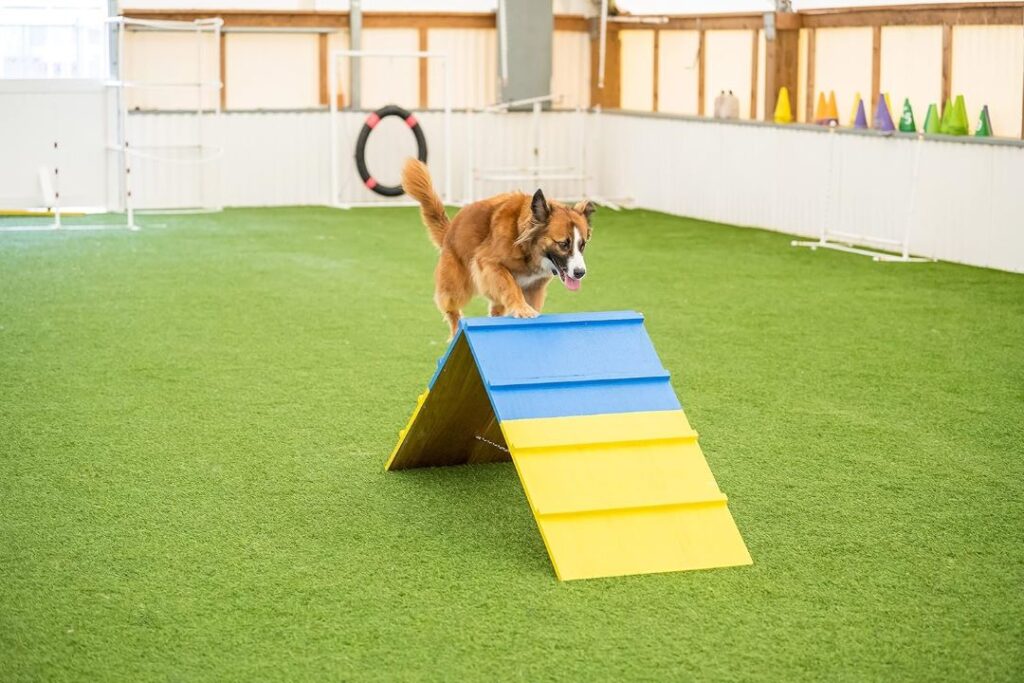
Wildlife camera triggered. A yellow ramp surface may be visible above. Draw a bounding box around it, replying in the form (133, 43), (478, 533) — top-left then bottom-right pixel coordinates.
(502, 410), (752, 581)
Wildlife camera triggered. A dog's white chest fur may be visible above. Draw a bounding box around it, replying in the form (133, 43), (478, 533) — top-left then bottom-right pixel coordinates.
(516, 263), (553, 289)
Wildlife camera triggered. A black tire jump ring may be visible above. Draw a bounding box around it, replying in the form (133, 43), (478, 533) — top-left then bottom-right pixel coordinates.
(354, 104), (428, 197)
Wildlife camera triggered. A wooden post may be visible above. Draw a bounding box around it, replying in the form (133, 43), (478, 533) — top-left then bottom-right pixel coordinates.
(805, 27), (816, 122)
(762, 11), (801, 122)
(941, 24), (953, 107)
(697, 29), (706, 115)
(749, 29), (759, 119)
(871, 25), (881, 112)
(652, 30), (660, 112)
(589, 22), (620, 109)
(219, 31), (227, 110)
(418, 27), (429, 109)
(318, 33), (328, 107)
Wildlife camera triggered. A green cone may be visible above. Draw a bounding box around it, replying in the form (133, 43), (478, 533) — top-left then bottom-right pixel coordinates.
(938, 98), (955, 134)
(951, 94), (970, 135)
(898, 98), (916, 132)
(938, 96), (969, 136)
(923, 103), (941, 134)
(975, 105), (993, 137)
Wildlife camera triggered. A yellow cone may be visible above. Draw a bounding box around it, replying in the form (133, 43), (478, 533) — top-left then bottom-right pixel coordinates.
(774, 86), (793, 124)
(884, 93), (893, 118)
(849, 92), (862, 126)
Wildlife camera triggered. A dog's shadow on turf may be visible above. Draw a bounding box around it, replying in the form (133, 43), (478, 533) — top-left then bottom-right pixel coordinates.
(381, 461), (555, 579)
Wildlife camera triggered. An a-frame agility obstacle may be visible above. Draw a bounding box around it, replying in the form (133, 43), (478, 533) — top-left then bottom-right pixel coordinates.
(386, 311), (752, 581)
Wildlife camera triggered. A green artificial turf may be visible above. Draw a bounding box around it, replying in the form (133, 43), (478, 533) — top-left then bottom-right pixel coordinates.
(1, 207), (1022, 681)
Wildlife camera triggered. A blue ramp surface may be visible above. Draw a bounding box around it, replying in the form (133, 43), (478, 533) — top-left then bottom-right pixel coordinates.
(457, 311), (681, 421)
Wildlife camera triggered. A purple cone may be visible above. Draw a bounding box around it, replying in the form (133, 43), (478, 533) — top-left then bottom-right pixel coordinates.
(873, 96), (895, 132)
(853, 100), (868, 129)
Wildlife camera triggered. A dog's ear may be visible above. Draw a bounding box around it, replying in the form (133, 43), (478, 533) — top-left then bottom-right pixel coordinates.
(573, 199), (595, 221)
(531, 189), (550, 224)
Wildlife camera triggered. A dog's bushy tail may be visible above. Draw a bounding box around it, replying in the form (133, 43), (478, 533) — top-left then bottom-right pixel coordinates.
(401, 159), (449, 248)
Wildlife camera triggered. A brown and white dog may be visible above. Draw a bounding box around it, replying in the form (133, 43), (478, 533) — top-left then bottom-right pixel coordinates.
(401, 159), (594, 337)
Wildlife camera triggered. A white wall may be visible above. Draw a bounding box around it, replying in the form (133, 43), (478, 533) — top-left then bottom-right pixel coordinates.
(226, 33), (320, 109)
(124, 109), (590, 208)
(124, 31), (219, 110)
(0, 81), (112, 208)
(879, 26), (943, 129)
(596, 113), (1024, 273)
(428, 28), (497, 108)
(552, 30), (591, 109)
(951, 26), (1024, 138)
(8, 85), (1023, 273)
(813, 27), (873, 123)
(657, 30), (700, 115)
(704, 30), (754, 119)
(619, 30), (654, 111)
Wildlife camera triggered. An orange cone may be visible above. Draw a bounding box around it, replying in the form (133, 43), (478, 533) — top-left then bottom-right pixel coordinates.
(825, 91), (839, 126)
(813, 92), (828, 124)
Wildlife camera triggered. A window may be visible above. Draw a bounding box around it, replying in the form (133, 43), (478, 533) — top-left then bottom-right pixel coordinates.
(0, 0), (109, 78)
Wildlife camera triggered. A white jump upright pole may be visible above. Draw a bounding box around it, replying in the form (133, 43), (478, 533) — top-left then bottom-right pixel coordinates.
(465, 108), (475, 204)
(792, 126), (931, 263)
(52, 141), (62, 229)
(117, 17), (136, 229)
(531, 100), (541, 187)
(328, 51), (339, 208)
(195, 21), (204, 209)
(576, 105), (586, 200)
(442, 54), (452, 206)
(213, 20), (223, 211)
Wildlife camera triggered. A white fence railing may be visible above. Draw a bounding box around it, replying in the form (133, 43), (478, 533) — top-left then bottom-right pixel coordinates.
(4, 99), (1022, 272)
(596, 113), (1024, 273)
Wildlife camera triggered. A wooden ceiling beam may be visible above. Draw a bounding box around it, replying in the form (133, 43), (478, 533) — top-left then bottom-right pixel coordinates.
(122, 10), (593, 32)
(800, 3), (1024, 28)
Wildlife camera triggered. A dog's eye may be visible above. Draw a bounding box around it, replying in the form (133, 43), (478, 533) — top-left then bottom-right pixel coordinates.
(559, 239), (570, 249)
(579, 241), (586, 252)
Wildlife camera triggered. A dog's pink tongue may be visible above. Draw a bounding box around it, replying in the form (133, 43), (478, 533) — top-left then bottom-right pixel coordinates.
(564, 276), (581, 291)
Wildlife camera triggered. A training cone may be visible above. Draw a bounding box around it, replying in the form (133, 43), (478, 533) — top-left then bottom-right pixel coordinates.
(975, 105), (993, 137)
(873, 95), (895, 131)
(940, 96), (969, 135)
(825, 90), (839, 125)
(884, 93), (894, 120)
(813, 92), (828, 124)
(774, 86), (793, 124)
(925, 102), (937, 134)
(849, 92), (862, 125)
(938, 97), (960, 134)
(953, 95), (970, 135)
(898, 98), (917, 133)
(852, 97), (869, 129)
(938, 98), (953, 132)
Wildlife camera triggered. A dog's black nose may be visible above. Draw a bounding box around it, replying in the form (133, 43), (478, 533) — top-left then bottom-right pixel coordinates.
(573, 268), (586, 279)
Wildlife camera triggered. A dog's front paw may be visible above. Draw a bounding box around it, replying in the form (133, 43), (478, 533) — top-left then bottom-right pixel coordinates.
(508, 305), (539, 319)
